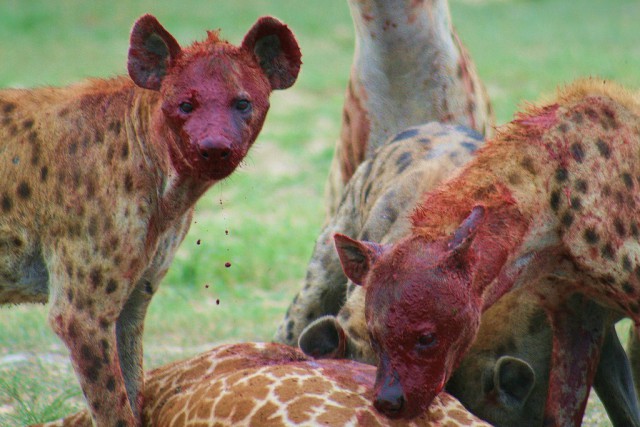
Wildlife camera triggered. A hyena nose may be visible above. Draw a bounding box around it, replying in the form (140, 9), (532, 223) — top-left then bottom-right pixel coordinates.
(374, 387), (405, 417)
(198, 138), (232, 160)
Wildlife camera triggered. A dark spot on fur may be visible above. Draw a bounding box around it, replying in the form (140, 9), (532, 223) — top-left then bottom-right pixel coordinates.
(107, 146), (115, 162)
(40, 166), (48, 182)
(99, 318), (110, 330)
(570, 143), (585, 163)
(124, 173), (134, 193)
(1, 194), (11, 212)
(596, 139), (611, 159)
(67, 289), (74, 303)
(106, 279), (118, 294)
(306, 311), (316, 321)
(90, 268), (103, 289)
(69, 141), (78, 156)
(561, 212), (574, 227)
(384, 207), (399, 224)
(17, 182), (31, 199)
(286, 332), (293, 342)
(508, 173), (522, 185)
(558, 123), (569, 133)
(144, 280), (153, 295)
(106, 376), (116, 392)
(550, 190), (561, 212)
(631, 223), (640, 238)
(2, 102), (16, 113)
(391, 128), (419, 142)
(622, 255), (633, 272)
(108, 121), (122, 136)
(623, 282), (635, 294)
(28, 131), (38, 144)
(22, 118), (34, 129)
(520, 156), (537, 175)
(555, 168), (568, 182)
(67, 320), (78, 339)
(614, 218), (626, 237)
(601, 243), (615, 260)
(121, 142), (129, 159)
(570, 197), (582, 211)
(396, 152), (412, 174)
(461, 142), (478, 153)
(600, 274), (616, 286)
(286, 320), (294, 333)
(623, 172), (634, 189)
(574, 179), (588, 193)
(584, 228), (599, 245)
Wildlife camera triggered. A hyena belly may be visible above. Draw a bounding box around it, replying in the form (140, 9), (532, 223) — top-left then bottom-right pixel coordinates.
(274, 122), (484, 345)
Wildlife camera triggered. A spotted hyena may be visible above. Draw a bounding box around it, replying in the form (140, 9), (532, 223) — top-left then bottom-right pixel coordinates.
(324, 0), (493, 216)
(0, 15), (301, 427)
(334, 79), (640, 426)
(288, 121), (638, 425)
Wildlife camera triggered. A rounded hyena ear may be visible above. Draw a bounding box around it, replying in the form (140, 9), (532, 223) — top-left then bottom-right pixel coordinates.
(494, 355), (536, 407)
(128, 14), (182, 91)
(298, 316), (347, 359)
(241, 16), (302, 90)
(333, 233), (384, 286)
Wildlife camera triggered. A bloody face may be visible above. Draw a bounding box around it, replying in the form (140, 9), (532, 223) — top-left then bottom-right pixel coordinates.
(363, 235), (481, 419)
(160, 46), (271, 182)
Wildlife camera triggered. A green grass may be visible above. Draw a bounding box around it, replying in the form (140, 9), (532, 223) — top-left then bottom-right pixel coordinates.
(0, 0), (639, 425)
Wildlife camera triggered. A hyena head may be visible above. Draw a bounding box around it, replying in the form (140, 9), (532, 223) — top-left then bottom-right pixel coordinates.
(334, 207), (487, 419)
(128, 14), (301, 181)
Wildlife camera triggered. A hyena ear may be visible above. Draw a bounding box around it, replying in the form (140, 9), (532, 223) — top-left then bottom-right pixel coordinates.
(493, 356), (536, 407)
(298, 316), (347, 359)
(334, 234), (383, 286)
(447, 205), (486, 259)
(241, 16), (302, 90)
(128, 14), (182, 91)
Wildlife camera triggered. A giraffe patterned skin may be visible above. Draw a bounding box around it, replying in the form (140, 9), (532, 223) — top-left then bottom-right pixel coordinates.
(333, 79), (640, 425)
(324, 0), (494, 217)
(35, 342), (491, 427)
(0, 14), (301, 426)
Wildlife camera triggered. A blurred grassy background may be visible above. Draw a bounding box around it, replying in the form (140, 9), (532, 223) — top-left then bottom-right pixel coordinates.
(0, 0), (638, 424)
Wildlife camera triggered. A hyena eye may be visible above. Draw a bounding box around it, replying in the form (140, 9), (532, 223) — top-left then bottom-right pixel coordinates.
(179, 102), (194, 114)
(234, 99), (251, 113)
(416, 333), (437, 351)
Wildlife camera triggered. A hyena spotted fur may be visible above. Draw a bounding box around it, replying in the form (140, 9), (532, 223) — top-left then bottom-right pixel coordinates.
(0, 15), (301, 427)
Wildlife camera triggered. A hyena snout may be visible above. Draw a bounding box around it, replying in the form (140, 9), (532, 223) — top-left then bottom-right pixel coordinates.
(198, 138), (233, 160)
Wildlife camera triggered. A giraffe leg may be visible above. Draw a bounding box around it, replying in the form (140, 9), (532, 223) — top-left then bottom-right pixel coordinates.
(543, 294), (606, 427)
(593, 324), (640, 427)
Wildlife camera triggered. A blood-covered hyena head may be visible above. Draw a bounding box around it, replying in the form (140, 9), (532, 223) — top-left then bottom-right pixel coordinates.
(127, 14), (301, 181)
(334, 207), (486, 419)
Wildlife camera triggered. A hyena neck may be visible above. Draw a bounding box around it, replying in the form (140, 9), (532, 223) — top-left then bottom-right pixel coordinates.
(347, 0), (461, 157)
(412, 173), (532, 311)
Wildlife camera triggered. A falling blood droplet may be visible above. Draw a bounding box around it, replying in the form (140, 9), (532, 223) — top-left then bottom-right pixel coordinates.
(216, 299), (220, 305)
(196, 239), (201, 245)
(225, 230), (229, 235)
(225, 262), (231, 268)
(205, 284), (209, 289)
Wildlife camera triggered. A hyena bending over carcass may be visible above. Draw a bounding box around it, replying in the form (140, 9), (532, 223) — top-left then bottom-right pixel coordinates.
(334, 79), (640, 426)
(0, 15), (301, 427)
(284, 122), (638, 426)
(324, 0), (493, 216)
